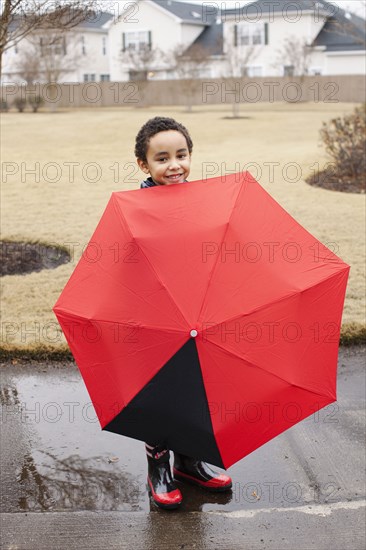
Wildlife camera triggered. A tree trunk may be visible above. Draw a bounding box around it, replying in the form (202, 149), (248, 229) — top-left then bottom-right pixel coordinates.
(232, 101), (240, 118)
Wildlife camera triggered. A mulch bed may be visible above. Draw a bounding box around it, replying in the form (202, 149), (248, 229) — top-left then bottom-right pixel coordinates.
(306, 169), (366, 194)
(1, 241), (70, 276)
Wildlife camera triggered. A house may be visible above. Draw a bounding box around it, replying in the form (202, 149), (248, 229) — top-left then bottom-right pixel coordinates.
(218, 0), (366, 77)
(107, 0), (222, 81)
(107, 0), (365, 81)
(1, 0), (365, 84)
(310, 2), (366, 75)
(1, 11), (112, 84)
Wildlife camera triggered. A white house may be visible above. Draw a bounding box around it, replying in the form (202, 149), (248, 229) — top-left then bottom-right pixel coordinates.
(106, 0), (365, 80)
(106, 0), (220, 81)
(219, 0), (366, 77)
(1, 0), (365, 84)
(1, 11), (112, 84)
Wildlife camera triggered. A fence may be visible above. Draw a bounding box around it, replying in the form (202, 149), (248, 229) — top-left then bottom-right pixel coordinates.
(1, 75), (365, 109)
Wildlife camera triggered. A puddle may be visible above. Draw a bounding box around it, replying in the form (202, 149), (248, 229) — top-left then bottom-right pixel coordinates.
(2, 352), (362, 515)
(1, 364), (146, 513)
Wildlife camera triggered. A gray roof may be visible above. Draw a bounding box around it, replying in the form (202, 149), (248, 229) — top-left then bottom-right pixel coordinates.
(76, 11), (113, 29)
(185, 23), (224, 56)
(222, 0), (332, 16)
(311, 1), (365, 50)
(8, 10), (112, 33)
(150, 0), (215, 24)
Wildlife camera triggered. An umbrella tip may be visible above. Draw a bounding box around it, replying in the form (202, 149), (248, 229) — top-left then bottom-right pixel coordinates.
(190, 329), (198, 338)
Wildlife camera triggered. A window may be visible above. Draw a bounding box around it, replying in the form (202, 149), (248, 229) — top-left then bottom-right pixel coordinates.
(309, 67), (322, 76)
(81, 36), (86, 55)
(284, 65), (295, 77)
(40, 36), (66, 56)
(122, 31), (152, 52)
(243, 66), (263, 77)
(100, 74), (110, 82)
(102, 37), (106, 55)
(84, 74), (96, 82)
(234, 23), (268, 47)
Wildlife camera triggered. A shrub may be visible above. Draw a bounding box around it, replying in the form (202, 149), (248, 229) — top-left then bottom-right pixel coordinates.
(0, 100), (9, 112)
(28, 95), (44, 113)
(14, 97), (27, 113)
(306, 104), (366, 193)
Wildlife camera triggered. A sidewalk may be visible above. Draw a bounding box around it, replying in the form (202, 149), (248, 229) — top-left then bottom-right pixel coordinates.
(1, 346), (365, 550)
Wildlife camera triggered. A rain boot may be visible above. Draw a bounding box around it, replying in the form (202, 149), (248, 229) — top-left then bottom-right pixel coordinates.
(146, 444), (182, 510)
(173, 452), (232, 492)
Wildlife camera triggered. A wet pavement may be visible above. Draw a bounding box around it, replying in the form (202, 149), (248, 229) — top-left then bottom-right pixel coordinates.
(1, 346), (365, 549)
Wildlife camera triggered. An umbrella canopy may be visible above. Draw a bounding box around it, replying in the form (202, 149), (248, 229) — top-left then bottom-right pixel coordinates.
(53, 172), (350, 469)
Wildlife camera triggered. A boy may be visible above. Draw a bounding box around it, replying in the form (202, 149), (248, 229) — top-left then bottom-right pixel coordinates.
(134, 117), (232, 510)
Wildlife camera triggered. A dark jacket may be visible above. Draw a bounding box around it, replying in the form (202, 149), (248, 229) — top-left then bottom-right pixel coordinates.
(140, 177), (158, 189)
(140, 177), (188, 189)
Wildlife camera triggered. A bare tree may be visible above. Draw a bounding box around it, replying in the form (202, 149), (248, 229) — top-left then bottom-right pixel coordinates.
(15, 44), (41, 84)
(13, 29), (81, 111)
(0, 0), (97, 77)
(274, 35), (312, 80)
(224, 40), (259, 118)
(26, 29), (80, 83)
(120, 44), (165, 107)
(172, 43), (213, 112)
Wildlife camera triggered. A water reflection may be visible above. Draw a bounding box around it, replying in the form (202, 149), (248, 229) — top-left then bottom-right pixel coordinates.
(147, 479), (233, 513)
(0, 385), (20, 406)
(17, 450), (142, 512)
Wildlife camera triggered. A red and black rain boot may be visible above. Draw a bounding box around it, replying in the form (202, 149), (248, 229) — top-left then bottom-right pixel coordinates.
(146, 444), (183, 510)
(173, 452), (232, 492)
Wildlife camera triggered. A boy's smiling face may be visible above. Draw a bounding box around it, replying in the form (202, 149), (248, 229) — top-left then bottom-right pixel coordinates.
(137, 130), (191, 185)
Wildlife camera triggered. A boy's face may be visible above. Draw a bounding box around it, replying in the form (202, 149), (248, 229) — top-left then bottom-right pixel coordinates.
(137, 130), (191, 185)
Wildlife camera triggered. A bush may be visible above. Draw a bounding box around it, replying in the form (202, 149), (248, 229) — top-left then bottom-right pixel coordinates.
(14, 97), (27, 112)
(306, 104), (366, 193)
(0, 100), (9, 112)
(28, 95), (44, 113)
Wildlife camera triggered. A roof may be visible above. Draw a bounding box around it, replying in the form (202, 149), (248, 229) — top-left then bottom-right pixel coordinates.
(7, 10), (112, 33)
(222, 0), (332, 16)
(76, 11), (113, 29)
(185, 22), (224, 56)
(312, 1), (366, 51)
(150, 0), (216, 24)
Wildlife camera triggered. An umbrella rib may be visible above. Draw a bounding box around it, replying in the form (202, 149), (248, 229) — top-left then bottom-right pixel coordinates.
(111, 196), (189, 331)
(202, 290), (300, 332)
(203, 337), (332, 399)
(55, 310), (190, 335)
(201, 268), (349, 333)
(82, 337), (187, 372)
(196, 178), (246, 324)
(92, 259), (188, 330)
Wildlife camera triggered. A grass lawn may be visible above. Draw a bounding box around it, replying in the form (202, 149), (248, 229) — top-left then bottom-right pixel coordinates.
(1, 102), (365, 352)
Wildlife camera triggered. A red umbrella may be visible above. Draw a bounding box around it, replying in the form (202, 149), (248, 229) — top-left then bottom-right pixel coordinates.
(53, 172), (349, 469)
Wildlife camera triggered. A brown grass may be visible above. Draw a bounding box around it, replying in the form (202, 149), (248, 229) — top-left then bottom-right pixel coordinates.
(1, 102), (365, 349)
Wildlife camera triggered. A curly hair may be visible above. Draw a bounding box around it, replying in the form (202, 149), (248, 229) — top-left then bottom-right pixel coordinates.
(134, 116), (193, 162)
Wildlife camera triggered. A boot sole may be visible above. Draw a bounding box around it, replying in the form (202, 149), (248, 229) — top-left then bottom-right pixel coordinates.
(147, 482), (182, 510)
(174, 469), (232, 492)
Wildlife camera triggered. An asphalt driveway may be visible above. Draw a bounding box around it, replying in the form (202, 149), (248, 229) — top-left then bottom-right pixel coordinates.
(1, 346), (365, 549)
